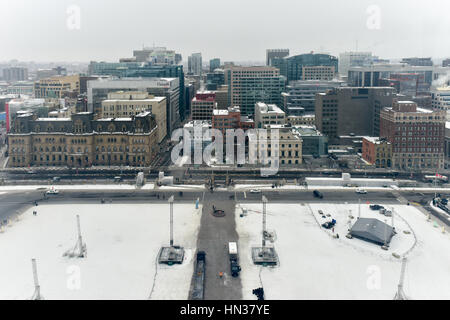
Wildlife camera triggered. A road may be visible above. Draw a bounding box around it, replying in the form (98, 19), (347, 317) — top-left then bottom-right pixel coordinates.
(191, 191), (242, 300)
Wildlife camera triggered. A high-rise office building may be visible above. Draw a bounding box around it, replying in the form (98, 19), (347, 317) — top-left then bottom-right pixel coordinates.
(347, 64), (450, 87)
(87, 62), (185, 121)
(34, 75), (80, 98)
(87, 77), (180, 133)
(315, 87), (398, 143)
(401, 57), (433, 66)
(188, 53), (203, 76)
(225, 66), (286, 116)
(209, 58), (221, 72)
(281, 80), (345, 115)
(132, 47), (182, 64)
(272, 53), (338, 83)
(380, 100), (445, 169)
(2, 67), (28, 82)
(338, 52), (373, 77)
(191, 92), (217, 121)
(254, 102), (286, 129)
(266, 49), (289, 66)
(101, 91), (167, 143)
(431, 87), (450, 119)
(205, 69), (225, 90)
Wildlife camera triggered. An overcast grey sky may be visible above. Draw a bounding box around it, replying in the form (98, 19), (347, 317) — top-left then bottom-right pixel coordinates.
(1, 0), (450, 63)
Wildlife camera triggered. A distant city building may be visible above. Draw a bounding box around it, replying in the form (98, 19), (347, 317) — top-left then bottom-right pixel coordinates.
(431, 87), (450, 119)
(6, 81), (34, 96)
(213, 85), (229, 110)
(36, 67), (67, 80)
(131, 47), (181, 64)
(256, 125), (302, 166)
(188, 53), (203, 76)
(212, 106), (254, 135)
(380, 100), (445, 169)
(8, 111), (158, 168)
(183, 120), (212, 154)
(205, 69), (225, 90)
(315, 87), (399, 143)
(254, 102), (286, 128)
(401, 57), (433, 66)
(271, 53), (338, 83)
(225, 65), (286, 116)
(362, 137), (392, 168)
(281, 80), (345, 115)
(101, 91), (167, 143)
(4, 97), (46, 132)
(443, 59), (450, 67)
(347, 64), (450, 87)
(87, 62), (185, 120)
(87, 77), (180, 133)
(2, 67), (28, 82)
(338, 52), (373, 77)
(378, 73), (430, 97)
(287, 114), (315, 127)
(191, 92), (217, 121)
(209, 58), (221, 72)
(445, 122), (450, 168)
(301, 65), (336, 80)
(266, 49), (289, 66)
(34, 75), (80, 99)
(291, 125), (328, 156)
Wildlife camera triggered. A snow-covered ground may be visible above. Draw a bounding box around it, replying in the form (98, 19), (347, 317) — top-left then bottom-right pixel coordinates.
(234, 183), (450, 193)
(236, 202), (450, 300)
(0, 203), (201, 300)
(156, 184), (206, 191)
(0, 184), (155, 192)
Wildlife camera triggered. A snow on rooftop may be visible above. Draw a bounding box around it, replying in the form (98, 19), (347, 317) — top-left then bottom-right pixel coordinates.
(36, 118), (71, 121)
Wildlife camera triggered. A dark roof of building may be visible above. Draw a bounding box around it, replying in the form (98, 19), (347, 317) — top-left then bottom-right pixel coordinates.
(350, 217), (395, 245)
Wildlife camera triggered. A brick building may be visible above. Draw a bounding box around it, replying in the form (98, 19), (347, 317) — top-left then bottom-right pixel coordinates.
(191, 91), (217, 121)
(380, 100), (445, 170)
(362, 137), (392, 168)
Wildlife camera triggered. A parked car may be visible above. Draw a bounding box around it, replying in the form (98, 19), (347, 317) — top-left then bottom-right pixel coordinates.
(355, 188), (367, 194)
(370, 204), (384, 211)
(321, 219), (336, 229)
(313, 190), (323, 199)
(46, 187), (59, 195)
(250, 189), (261, 194)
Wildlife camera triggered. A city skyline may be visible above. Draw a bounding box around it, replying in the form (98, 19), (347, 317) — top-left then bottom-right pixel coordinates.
(1, 0), (450, 63)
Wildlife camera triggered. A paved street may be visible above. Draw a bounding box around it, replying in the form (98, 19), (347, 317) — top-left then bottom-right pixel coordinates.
(191, 191), (242, 300)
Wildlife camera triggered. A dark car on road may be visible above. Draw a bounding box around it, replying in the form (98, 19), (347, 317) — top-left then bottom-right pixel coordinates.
(313, 190), (323, 199)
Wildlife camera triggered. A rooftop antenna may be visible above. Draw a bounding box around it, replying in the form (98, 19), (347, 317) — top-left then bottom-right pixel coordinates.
(158, 195), (184, 265)
(169, 195), (174, 247)
(394, 257), (408, 300)
(262, 195), (267, 248)
(63, 215), (87, 258)
(358, 199), (361, 219)
(31, 259), (41, 300)
(251, 195), (278, 266)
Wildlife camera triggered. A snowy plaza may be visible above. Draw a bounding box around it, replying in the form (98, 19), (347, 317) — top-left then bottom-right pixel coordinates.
(0, 202), (201, 300)
(236, 202), (450, 300)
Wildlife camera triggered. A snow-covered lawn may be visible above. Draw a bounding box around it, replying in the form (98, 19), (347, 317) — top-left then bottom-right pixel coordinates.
(236, 202), (450, 300)
(0, 202), (201, 300)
